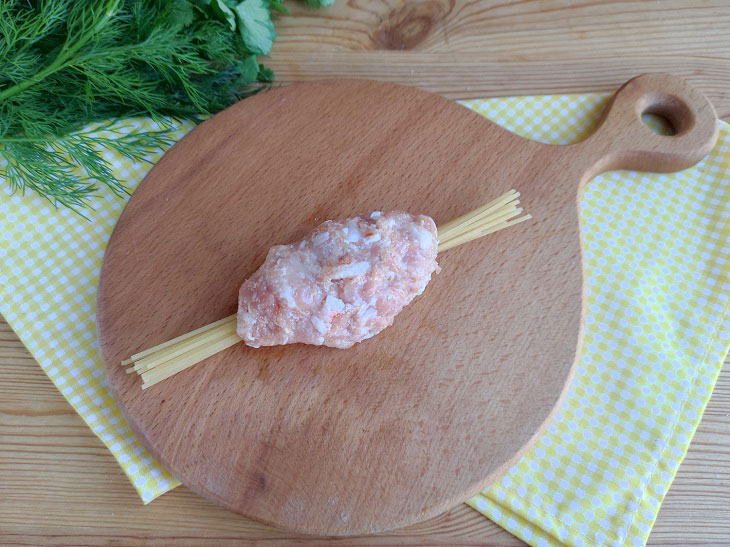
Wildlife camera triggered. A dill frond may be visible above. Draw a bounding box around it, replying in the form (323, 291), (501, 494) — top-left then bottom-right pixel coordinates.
(0, 0), (279, 214)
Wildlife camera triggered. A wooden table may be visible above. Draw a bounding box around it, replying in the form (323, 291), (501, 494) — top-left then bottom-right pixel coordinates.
(2, 1), (729, 544)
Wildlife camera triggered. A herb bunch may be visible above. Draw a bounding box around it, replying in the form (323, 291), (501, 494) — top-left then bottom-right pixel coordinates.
(0, 0), (330, 215)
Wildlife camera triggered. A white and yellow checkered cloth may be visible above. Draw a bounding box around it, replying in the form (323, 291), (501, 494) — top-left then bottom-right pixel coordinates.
(1, 94), (728, 547)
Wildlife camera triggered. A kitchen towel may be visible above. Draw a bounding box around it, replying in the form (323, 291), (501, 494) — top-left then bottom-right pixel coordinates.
(1, 93), (728, 547)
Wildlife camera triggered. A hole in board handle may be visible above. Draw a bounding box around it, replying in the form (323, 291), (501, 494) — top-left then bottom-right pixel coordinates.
(641, 112), (676, 136)
(639, 92), (694, 137)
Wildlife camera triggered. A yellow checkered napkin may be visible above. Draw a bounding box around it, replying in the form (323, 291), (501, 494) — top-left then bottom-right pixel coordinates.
(1, 119), (191, 502)
(1, 95), (728, 546)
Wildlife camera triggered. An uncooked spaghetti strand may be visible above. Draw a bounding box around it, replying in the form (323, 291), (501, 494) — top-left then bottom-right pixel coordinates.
(437, 205), (525, 249)
(141, 331), (242, 389)
(124, 190), (532, 387)
(131, 316), (237, 373)
(437, 205), (521, 247)
(438, 214), (532, 252)
(122, 314), (237, 365)
(437, 190), (519, 240)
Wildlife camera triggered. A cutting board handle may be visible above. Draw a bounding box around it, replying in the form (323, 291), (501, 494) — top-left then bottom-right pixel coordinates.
(577, 73), (718, 180)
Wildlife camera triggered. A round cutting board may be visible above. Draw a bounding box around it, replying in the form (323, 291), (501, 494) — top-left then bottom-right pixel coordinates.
(98, 75), (717, 535)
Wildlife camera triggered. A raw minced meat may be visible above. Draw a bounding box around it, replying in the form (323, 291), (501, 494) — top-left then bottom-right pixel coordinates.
(237, 211), (439, 348)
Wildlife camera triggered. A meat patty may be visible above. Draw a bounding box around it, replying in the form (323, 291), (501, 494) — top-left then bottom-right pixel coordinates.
(237, 211), (439, 348)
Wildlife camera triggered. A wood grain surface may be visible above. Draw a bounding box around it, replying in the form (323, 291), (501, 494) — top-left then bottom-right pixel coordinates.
(267, 0), (730, 122)
(2, 1), (730, 544)
(95, 74), (716, 536)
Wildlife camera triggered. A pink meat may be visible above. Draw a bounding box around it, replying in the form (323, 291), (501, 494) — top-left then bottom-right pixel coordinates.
(237, 211), (439, 348)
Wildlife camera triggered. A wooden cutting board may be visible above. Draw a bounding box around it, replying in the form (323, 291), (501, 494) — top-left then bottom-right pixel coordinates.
(97, 74), (717, 536)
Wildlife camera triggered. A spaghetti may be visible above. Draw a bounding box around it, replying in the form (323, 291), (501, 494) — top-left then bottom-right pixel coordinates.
(123, 190), (530, 389)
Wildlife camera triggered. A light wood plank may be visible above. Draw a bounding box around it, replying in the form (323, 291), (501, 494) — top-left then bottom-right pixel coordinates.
(272, 0), (730, 56)
(265, 53), (730, 121)
(264, 0), (730, 121)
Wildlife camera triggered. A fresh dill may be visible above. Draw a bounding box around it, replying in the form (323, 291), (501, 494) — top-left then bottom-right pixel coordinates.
(0, 0), (327, 215)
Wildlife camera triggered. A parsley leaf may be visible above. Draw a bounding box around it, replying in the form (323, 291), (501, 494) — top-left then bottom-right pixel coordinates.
(236, 54), (261, 85)
(232, 0), (276, 56)
(266, 0), (289, 15)
(302, 0), (334, 7)
(169, 0), (196, 29)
